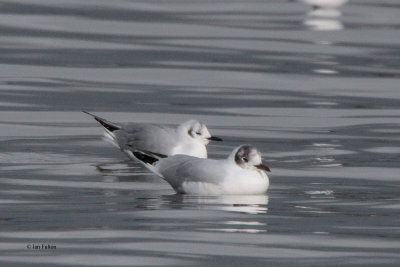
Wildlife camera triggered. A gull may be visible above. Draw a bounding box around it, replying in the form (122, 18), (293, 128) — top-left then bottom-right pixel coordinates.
(133, 145), (270, 195)
(83, 111), (222, 159)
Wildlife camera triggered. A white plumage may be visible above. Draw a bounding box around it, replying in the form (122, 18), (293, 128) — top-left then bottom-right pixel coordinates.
(134, 145), (270, 195)
(83, 111), (222, 159)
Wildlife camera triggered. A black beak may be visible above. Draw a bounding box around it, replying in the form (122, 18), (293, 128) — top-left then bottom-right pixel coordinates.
(255, 164), (271, 172)
(208, 136), (223, 141)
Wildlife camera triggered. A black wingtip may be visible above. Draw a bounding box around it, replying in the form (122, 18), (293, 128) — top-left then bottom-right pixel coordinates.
(83, 111), (120, 132)
(82, 110), (96, 117)
(133, 151), (159, 165)
(143, 150), (167, 159)
(126, 144), (167, 159)
(82, 110), (94, 117)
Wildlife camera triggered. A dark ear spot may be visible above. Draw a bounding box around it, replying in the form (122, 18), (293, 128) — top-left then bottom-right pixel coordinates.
(234, 145), (251, 166)
(234, 153), (241, 165)
(188, 129), (195, 138)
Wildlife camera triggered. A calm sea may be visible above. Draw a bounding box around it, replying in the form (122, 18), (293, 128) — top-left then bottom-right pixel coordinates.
(0, 0), (399, 266)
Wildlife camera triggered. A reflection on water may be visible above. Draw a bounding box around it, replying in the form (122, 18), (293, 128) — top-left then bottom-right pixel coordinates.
(301, 0), (347, 31)
(301, 0), (347, 77)
(156, 194), (269, 233)
(180, 194), (269, 214)
(303, 9), (344, 31)
(1, 0), (400, 266)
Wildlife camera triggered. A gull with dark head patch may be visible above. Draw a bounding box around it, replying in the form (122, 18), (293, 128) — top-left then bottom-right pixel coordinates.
(133, 144), (270, 195)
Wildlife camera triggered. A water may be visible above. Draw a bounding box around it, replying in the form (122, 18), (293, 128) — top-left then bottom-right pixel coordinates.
(1, 0), (400, 266)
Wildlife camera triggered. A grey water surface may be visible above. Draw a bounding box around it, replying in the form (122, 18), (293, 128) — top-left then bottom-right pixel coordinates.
(1, 0), (400, 266)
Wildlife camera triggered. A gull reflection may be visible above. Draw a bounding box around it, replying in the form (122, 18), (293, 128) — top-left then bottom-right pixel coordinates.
(180, 195), (269, 233)
(201, 228), (266, 234)
(300, 0), (348, 31)
(183, 194), (269, 215)
(214, 195), (269, 214)
(205, 220), (267, 234)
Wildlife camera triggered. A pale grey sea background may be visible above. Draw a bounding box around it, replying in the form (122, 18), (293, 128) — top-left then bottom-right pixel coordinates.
(0, 0), (399, 266)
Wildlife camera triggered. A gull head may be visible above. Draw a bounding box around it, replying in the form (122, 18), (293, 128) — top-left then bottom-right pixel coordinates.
(178, 120), (222, 145)
(233, 145), (270, 172)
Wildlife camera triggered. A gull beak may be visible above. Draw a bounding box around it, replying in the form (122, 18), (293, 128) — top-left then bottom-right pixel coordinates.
(207, 136), (223, 141)
(255, 164), (271, 172)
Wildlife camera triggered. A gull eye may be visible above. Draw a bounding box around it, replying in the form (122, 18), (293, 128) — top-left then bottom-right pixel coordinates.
(242, 157), (248, 163)
(196, 132), (201, 135)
